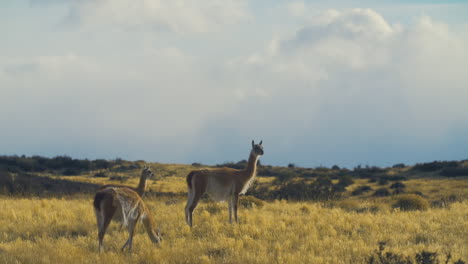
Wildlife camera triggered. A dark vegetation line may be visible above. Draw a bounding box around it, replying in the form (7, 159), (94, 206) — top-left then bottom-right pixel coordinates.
(1, 154), (466, 177)
(0, 155), (467, 201)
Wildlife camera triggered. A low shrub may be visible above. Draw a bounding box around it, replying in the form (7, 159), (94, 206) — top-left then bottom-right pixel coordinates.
(378, 178), (389, 185)
(269, 176), (341, 201)
(393, 188), (405, 195)
(431, 194), (463, 208)
(93, 171), (107, 178)
(392, 163), (406, 168)
(367, 242), (411, 264)
(393, 194), (429, 211)
(62, 168), (80, 176)
(352, 185), (373, 196)
(373, 188), (391, 197)
(337, 175), (355, 187)
(441, 167), (468, 177)
(368, 177), (378, 183)
(413, 160), (458, 172)
(390, 182), (406, 189)
(367, 242), (465, 264)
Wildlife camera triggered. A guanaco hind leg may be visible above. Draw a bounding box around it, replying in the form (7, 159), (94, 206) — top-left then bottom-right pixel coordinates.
(97, 199), (117, 252)
(186, 191), (203, 227)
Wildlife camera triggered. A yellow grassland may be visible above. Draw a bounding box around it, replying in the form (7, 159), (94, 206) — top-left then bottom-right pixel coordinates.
(1, 195), (467, 264)
(1, 164), (467, 264)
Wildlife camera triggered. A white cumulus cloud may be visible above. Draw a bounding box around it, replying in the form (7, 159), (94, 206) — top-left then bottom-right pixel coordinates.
(65, 0), (251, 34)
(199, 8), (468, 166)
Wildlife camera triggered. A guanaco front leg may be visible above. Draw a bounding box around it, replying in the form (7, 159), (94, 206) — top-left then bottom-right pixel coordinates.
(228, 195), (233, 224)
(233, 194), (239, 223)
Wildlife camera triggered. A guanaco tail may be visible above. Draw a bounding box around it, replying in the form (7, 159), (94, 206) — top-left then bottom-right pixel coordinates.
(185, 140), (264, 227)
(93, 187), (162, 252)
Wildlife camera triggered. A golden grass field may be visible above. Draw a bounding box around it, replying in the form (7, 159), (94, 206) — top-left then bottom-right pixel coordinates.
(0, 163), (467, 264)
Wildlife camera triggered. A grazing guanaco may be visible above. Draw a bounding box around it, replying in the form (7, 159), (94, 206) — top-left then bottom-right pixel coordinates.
(93, 187), (161, 252)
(99, 165), (154, 231)
(185, 140), (264, 227)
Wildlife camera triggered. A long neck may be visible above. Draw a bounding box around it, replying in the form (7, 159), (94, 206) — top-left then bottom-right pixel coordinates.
(244, 151), (259, 179)
(136, 174), (148, 196)
(142, 213), (161, 243)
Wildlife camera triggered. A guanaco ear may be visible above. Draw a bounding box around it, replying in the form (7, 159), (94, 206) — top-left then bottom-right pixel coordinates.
(259, 140), (263, 145)
(252, 140), (255, 148)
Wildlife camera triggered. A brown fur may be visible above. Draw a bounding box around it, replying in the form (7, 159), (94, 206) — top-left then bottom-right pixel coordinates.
(185, 141), (263, 227)
(93, 187), (161, 252)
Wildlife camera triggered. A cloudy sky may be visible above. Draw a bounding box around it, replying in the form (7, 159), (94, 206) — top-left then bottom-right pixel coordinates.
(2, 0), (468, 168)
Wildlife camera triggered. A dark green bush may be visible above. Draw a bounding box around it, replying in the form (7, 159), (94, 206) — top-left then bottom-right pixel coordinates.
(367, 242), (465, 264)
(338, 175), (355, 186)
(440, 167), (468, 177)
(62, 168), (80, 176)
(415, 251), (438, 264)
(367, 242), (411, 264)
(352, 185), (373, 196)
(270, 176), (341, 201)
(392, 163), (406, 168)
(378, 178), (389, 185)
(373, 188), (391, 197)
(369, 177), (378, 183)
(393, 194), (429, 211)
(431, 194), (463, 208)
(413, 161), (458, 172)
(390, 182), (406, 189)
(94, 171), (107, 178)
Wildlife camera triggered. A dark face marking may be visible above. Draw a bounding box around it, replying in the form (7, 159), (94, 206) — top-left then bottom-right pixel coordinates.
(143, 167), (154, 178)
(253, 144), (264, 156)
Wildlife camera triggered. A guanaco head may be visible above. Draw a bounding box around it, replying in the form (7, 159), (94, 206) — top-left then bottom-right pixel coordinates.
(142, 165), (154, 179)
(251, 140), (264, 156)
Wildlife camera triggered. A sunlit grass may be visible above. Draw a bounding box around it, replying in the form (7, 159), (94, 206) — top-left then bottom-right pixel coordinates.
(1, 196), (467, 264)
